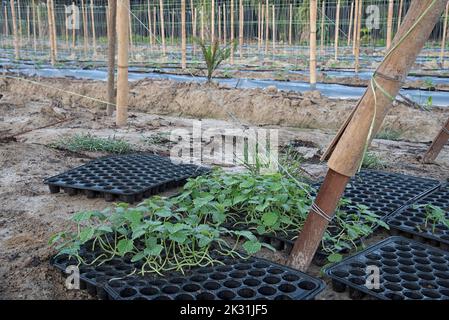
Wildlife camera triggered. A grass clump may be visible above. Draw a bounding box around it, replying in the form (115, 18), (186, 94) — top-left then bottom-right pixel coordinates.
(50, 133), (133, 154)
(362, 152), (385, 170)
(376, 128), (402, 141)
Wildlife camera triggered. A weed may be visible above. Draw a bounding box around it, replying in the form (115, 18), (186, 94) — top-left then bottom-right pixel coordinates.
(376, 128), (402, 141)
(50, 133), (133, 154)
(362, 152), (385, 170)
(143, 132), (172, 146)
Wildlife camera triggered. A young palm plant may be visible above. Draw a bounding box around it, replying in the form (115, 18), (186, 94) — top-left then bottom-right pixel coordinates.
(196, 38), (235, 83)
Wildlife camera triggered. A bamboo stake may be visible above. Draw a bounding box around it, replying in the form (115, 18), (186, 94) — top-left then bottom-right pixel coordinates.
(352, 0), (359, 54)
(10, 0), (20, 60)
(37, 3), (41, 43)
(440, 1), (449, 65)
(90, 0), (97, 56)
(32, 0), (36, 51)
(272, 4), (275, 51)
(129, 9), (133, 59)
(4, 6), (9, 37)
(171, 9), (174, 46)
(27, 5), (30, 43)
(231, 0), (234, 63)
(261, 4), (264, 50)
(81, 0), (88, 57)
(289, 3), (293, 46)
(153, 7), (156, 45)
(310, 0), (317, 89)
(387, 0), (394, 50)
(181, 0), (186, 69)
(107, 0), (117, 116)
(239, 0), (244, 58)
(218, 4), (222, 44)
(320, 0), (325, 55)
(348, 1), (354, 46)
(423, 118), (449, 163)
(223, 4), (227, 46)
(355, 0), (362, 73)
(201, 5), (204, 41)
(71, 2), (76, 51)
(211, 0), (215, 42)
(334, 0), (341, 60)
(288, 0), (449, 272)
(65, 6), (69, 49)
(258, 2), (261, 50)
(193, 7), (197, 54)
(51, 0), (57, 58)
(159, 0), (166, 56)
(265, 0), (269, 55)
(17, 0), (22, 37)
(398, 0), (404, 29)
(147, 0), (152, 47)
(46, 0), (54, 64)
(116, 0), (129, 127)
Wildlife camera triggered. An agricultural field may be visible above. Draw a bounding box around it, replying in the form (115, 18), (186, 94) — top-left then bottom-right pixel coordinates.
(0, 0), (449, 308)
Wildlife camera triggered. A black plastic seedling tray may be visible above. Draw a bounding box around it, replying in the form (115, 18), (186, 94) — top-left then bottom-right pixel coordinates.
(225, 170), (440, 265)
(44, 154), (209, 203)
(51, 244), (325, 300)
(325, 237), (449, 300)
(387, 184), (449, 250)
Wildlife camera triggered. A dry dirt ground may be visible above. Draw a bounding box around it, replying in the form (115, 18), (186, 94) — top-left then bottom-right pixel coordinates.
(0, 76), (448, 300)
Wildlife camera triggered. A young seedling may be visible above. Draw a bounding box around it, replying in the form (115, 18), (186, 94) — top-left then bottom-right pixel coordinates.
(196, 38), (236, 82)
(414, 204), (449, 233)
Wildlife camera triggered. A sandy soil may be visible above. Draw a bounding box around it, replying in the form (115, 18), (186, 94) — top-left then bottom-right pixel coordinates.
(0, 76), (448, 300)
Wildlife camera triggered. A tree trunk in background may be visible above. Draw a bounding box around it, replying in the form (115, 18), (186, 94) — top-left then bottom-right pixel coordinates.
(32, 0), (36, 51)
(289, 3), (293, 46)
(147, 0), (153, 47)
(272, 5), (275, 51)
(265, 0), (269, 54)
(211, 0), (215, 42)
(107, 0), (117, 116)
(223, 4), (227, 46)
(352, 0), (359, 54)
(310, 0), (317, 89)
(116, 0), (129, 127)
(398, 0), (404, 29)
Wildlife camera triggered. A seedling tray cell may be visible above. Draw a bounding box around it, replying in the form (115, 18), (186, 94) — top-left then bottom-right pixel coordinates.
(51, 245), (325, 300)
(325, 237), (449, 300)
(44, 154), (209, 203)
(387, 184), (449, 250)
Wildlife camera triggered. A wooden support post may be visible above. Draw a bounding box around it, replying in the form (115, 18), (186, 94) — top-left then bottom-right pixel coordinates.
(129, 9), (133, 59)
(288, 0), (448, 272)
(147, 0), (152, 47)
(352, 0), (359, 54)
(348, 1), (354, 46)
(223, 4), (227, 46)
(398, 0), (404, 29)
(310, 0), (317, 89)
(423, 118), (449, 163)
(211, 0), (215, 42)
(4, 6), (9, 37)
(440, 1), (449, 65)
(265, 0), (269, 55)
(272, 4), (275, 51)
(261, 4), (265, 50)
(218, 5), (221, 44)
(46, 0), (55, 64)
(258, 2), (261, 50)
(17, 0), (22, 38)
(116, 0), (129, 127)
(51, 0), (57, 58)
(289, 3), (293, 46)
(387, 0), (394, 50)
(90, 0), (97, 56)
(320, 0), (325, 55)
(335, 0), (341, 61)
(239, 0), (244, 58)
(65, 6), (69, 49)
(71, 2), (76, 52)
(181, 0), (186, 69)
(81, 0), (88, 58)
(159, 0), (166, 56)
(10, 0), (20, 60)
(32, 0), (36, 51)
(355, 0), (362, 73)
(107, 0), (117, 116)
(231, 0), (234, 64)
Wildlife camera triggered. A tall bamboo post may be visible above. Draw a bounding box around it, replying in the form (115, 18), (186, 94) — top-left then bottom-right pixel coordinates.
(201, 5), (204, 41)
(355, 0), (362, 73)
(288, 0), (449, 272)
(171, 9), (174, 46)
(71, 2), (76, 52)
(352, 0), (359, 54)
(17, 0), (22, 38)
(10, 0), (20, 60)
(261, 4), (265, 50)
(272, 4), (275, 51)
(230, 0), (235, 63)
(258, 2), (261, 50)
(347, 1), (354, 46)
(27, 5), (30, 43)
(181, 0), (186, 69)
(46, 0), (55, 64)
(218, 4), (222, 44)
(37, 3), (42, 44)
(159, 0), (166, 56)
(153, 7), (156, 44)
(265, 0), (269, 54)
(32, 0), (36, 51)
(440, 1), (449, 65)
(50, 0), (57, 58)
(129, 9), (133, 59)
(90, 0), (97, 56)
(310, 0), (317, 89)
(239, 0), (244, 58)
(211, 0), (215, 42)
(65, 6), (69, 49)
(107, 0), (117, 116)
(320, 0), (326, 55)
(116, 0), (129, 127)
(334, 0), (341, 60)
(147, 0), (153, 47)
(81, 0), (88, 58)
(4, 6), (9, 37)
(223, 4), (227, 46)
(289, 3), (293, 46)
(398, 0), (404, 29)
(193, 7), (197, 54)
(387, 0), (394, 50)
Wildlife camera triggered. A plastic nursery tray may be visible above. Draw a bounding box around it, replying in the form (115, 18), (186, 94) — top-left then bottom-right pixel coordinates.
(387, 184), (449, 250)
(44, 154), (209, 203)
(227, 170), (441, 264)
(51, 245), (325, 301)
(325, 237), (449, 300)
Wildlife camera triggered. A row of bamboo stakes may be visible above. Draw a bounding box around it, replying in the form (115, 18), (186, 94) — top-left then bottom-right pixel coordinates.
(5, 1), (447, 67)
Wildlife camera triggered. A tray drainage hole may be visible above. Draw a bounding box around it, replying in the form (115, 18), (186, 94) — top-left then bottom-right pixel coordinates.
(416, 265), (432, 273)
(170, 277), (187, 285)
(190, 275), (207, 282)
(183, 284), (201, 292)
(366, 254), (381, 260)
(248, 270), (266, 277)
(441, 289), (449, 298)
(298, 281), (317, 291)
(380, 246), (396, 253)
(430, 257), (446, 264)
(418, 273), (435, 281)
(349, 278), (365, 286)
(230, 271), (246, 279)
(349, 262), (366, 269)
(403, 282), (420, 291)
(274, 294), (292, 300)
(237, 288), (256, 299)
(282, 274), (300, 282)
(279, 283), (296, 293)
(385, 293), (404, 300)
(396, 245), (412, 252)
(381, 253), (397, 260)
(257, 286), (276, 296)
(253, 262), (269, 268)
(330, 270), (349, 278)
(384, 275), (401, 283)
(234, 264), (252, 271)
(217, 290), (236, 300)
(197, 267), (213, 274)
(263, 276), (281, 284)
(422, 290), (441, 299)
(140, 287), (159, 296)
(203, 282), (220, 290)
(349, 269), (365, 277)
(404, 291), (423, 300)
(397, 252), (413, 259)
(149, 279), (167, 286)
(216, 266), (233, 272)
(401, 274), (419, 282)
(435, 272), (449, 280)
(128, 281), (146, 287)
(196, 292), (216, 300)
(243, 279), (261, 287)
(224, 280), (241, 289)
(385, 283), (402, 292)
(382, 260), (399, 267)
(153, 296), (172, 300)
(108, 280), (125, 288)
(120, 287), (137, 298)
(437, 280), (449, 289)
(210, 273), (226, 281)
(267, 268), (284, 275)
(162, 285), (180, 294)
(175, 294), (195, 300)
(398, 259), (414, 266)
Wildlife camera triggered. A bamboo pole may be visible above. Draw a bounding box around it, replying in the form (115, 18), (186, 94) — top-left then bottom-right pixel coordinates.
(272, 4), (275, 51)
(81, 0), (88, 57)
(355, 0), (362, 73)
(398, 0), (404, 29)
(159, 0), (166, 56)
(193, 7), (197, 54)
(129, 9), (133, 59)
(218, 5), (222, 44)
(153, 7), (156, 45)
(352, 0), (359, 54)
(423, 118), (449, 163)
(239, 0), (244, 58)
(348, 1), (354, 46)
(17, 0), (22, 38)
(4, 6), (9, 37)
(261, 4), (265, 50)
(201, 5), (204, 41)
(289, 3), (293, 46)
(46, 0), (54, 64)
(387, 0), (394, 50)
(320, 0), (325, 55)
(116, 0), (129, 127)
(440, 1), (449, 65)
(50, 0), (57, 58)
(258, 2), (261, 50)
(288, 0), (448, 272)
(334, 0), (341, 60)
(37, 3), (41, 43)
(32, 0), (36, 51)
(71, 2), (76, 51)
(310, 0), (317, 89)
(231, 0), (234, 63)
(171, 9), (174, 46)
(27, 5), (30, 43)
(265, 0), (269, 55)
(181, 0), (186, 69)
(65, 6), (69, 49)
(211, 0), (215, 42)
(90, 0), (97, 56)
(107, 0), (117, 116)
(147, 0), (152, 47)
(10, 0), (20, 60)
(223, 4), (227, 46)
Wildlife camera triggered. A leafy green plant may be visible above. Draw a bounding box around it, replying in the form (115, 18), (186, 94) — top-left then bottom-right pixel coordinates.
(50, 133), (133, 154)
(376, 128), (402, 141)
(414, 204), (449, 233)
(362, 152), (385, 170)
(196, 38), (235, 82)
